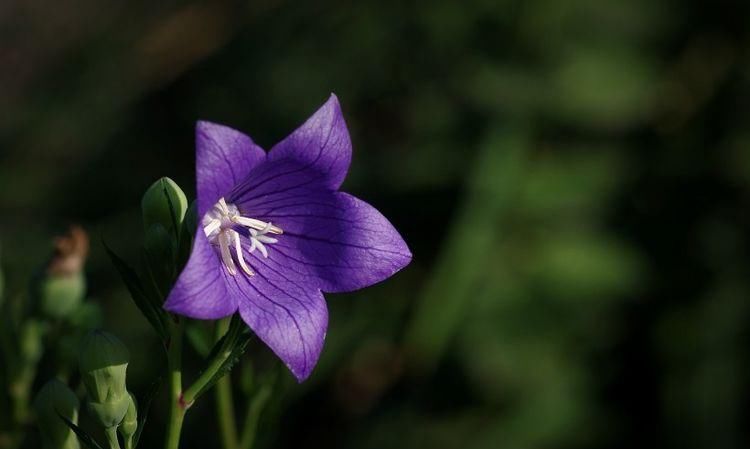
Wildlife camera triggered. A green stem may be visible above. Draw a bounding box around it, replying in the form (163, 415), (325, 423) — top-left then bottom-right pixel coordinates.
(238, 382), (273, 449)
(182, 322), (239, 405)
(215, 318), (238, 449)
(105, 427), (122, 449)
(163, 319), (185, 449)
(162, 316), (241, 449)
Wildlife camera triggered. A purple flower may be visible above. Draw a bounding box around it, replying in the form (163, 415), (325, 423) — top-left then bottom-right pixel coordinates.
(164, 95), (411, 381)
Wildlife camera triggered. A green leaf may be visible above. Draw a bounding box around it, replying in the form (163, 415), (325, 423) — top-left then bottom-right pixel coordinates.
(57, 413), (106, 449)
(133, 378), (161, 448)
(104, 243), (169, 341)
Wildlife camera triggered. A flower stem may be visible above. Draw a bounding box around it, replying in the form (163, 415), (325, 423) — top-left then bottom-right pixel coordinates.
(215, 318), (238, 449)
(163, 319), (185, 449)
(182, 320), (239, 405)
(105, 427), (122, 449)
(162, 316), (241, 449)
(238, 381), (273, 449)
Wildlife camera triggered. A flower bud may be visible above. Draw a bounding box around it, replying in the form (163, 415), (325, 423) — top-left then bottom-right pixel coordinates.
(142, 177), (188, 237)
(144, 223), (176, 293)
(37, 273), (86, 319)
(78, 330), (130, 428)
(33, 379), (81, 449)
(34, 226), (89, 319)
(118, 392), (138, 449)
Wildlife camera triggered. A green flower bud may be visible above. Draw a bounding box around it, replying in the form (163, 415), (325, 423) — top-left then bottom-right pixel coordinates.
(34, 226), (89, 319)
(142, 177), (188, 238)
(33, 379), (81, 449)
(118, 392), (138, 449)
(144, 223), (176, 293)
(78, 330), (130, 428)
(37, 272), (85, 319)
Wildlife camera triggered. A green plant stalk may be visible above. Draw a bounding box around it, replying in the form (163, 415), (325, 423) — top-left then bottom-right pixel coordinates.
(9, 356), (36, 428)
(105, 426), (122, 449)
(182, 323), (239, 405)
(162, 317), (239, 449)
(238, 382), (273, 449)
(215, 318), (238, 449)
(163, 320), (185, 449)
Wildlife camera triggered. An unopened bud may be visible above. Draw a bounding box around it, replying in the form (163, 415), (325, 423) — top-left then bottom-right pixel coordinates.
(34, 379), (81, 449)
(34, 226), (89, 319)
(144, 223), (176, 293)
(78, 330), (130, 428)
(142, 177), (188, 237)
(37, 273), (85, 319)
(119, 392), (138, 449)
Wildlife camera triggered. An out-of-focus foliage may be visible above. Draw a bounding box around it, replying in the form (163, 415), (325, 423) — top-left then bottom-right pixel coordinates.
(1, 0), (750, 448)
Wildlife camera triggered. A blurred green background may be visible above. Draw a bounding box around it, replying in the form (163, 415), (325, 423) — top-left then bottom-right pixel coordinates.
(2, 0), (750, 448)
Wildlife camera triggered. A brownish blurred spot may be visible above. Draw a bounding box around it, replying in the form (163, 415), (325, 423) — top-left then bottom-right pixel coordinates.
(47, 225), (89, 276)
(135, 3), (234, 88)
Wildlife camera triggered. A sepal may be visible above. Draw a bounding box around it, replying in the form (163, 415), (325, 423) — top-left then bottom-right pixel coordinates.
(78, 330), (130, 429)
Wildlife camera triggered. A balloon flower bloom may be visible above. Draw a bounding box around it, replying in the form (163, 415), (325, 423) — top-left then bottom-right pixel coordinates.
(164, 95), (411, 381)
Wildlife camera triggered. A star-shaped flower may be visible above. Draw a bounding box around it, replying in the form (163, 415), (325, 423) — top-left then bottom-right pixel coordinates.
(164, 95), (412, 381)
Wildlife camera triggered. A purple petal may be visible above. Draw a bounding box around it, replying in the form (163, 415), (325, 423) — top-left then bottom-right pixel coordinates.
(227, 247), (328, 381)
(196, 121), (266, 217)
(227, 157), (329, 207)
(267, 94), (351, 190)
(234, 174), (412, 293)
(164, 232), (238, 319)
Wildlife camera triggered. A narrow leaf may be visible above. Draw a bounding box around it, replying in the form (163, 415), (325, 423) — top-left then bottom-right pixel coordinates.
(104, 243), (169, 341)
(57, 413), (106, 449)
(133, 378), (161, 448)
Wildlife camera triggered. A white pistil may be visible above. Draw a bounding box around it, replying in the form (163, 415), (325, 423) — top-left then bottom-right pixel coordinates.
(202, 197), (282, 276)
(248, 223), (279, 259)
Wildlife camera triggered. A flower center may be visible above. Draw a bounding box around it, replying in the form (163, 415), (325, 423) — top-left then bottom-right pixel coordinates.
(202, 198), (283, 276)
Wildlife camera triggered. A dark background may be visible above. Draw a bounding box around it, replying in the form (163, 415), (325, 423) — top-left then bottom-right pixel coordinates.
(2, 1), (750, 448)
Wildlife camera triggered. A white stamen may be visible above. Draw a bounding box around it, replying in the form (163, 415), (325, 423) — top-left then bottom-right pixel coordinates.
(233, 230), (254, 276)
(232, 216), (283, 234)
(203, 219), (220, 238)
(218, 231), (236, 275)
(218, 197), (230, 214)
(202, 197), (282, 275)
